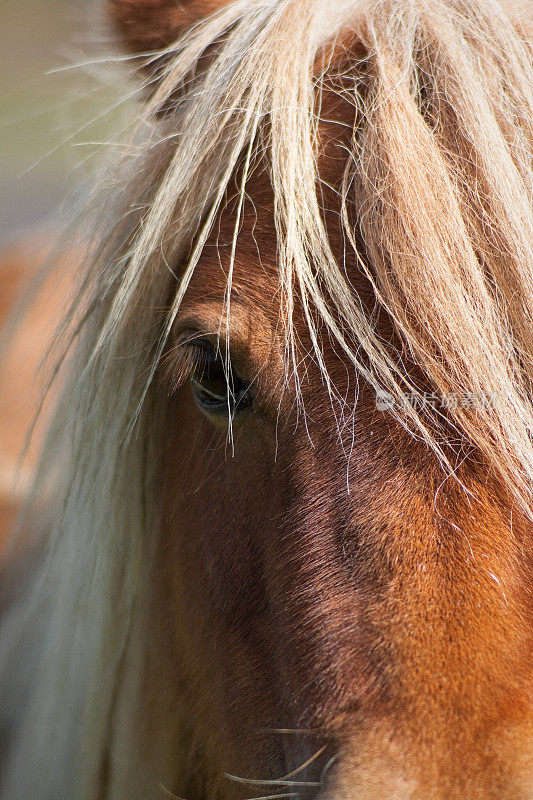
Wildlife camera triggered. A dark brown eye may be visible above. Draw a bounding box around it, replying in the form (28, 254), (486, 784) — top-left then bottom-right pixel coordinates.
(190, 338), (252, 417)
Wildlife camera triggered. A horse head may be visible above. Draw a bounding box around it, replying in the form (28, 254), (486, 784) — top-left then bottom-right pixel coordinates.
(1, 1), (533, 798)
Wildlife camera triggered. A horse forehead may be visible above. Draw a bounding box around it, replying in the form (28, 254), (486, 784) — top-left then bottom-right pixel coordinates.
(185, 70), (357, 304)
(188, 189), (278, 315)
(189, 147), (352, 313)
(187, 238), (277, 322)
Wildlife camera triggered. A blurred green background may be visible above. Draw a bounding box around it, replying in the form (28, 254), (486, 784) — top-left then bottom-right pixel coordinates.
(1, 0), (128, 246)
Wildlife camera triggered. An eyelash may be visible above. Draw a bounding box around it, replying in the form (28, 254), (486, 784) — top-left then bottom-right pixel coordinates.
(188, 339), (253, 417)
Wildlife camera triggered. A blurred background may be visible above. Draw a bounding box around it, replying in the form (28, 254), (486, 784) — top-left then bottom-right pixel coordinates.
(0, 0), (131, 534)
(1, 0), (129, 245)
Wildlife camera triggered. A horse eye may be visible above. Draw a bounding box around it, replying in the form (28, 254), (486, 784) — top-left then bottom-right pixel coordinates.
(190, 338), (252, 418)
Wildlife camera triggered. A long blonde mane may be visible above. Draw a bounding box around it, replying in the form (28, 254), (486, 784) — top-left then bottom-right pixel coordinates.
(1, 0), (532, 797)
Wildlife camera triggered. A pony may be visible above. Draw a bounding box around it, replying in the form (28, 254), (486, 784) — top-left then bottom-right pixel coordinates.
(1, 0), (533, 797)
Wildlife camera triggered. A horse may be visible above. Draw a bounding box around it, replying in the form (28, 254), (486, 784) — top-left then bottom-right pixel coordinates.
(1, 0), (532, 798)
